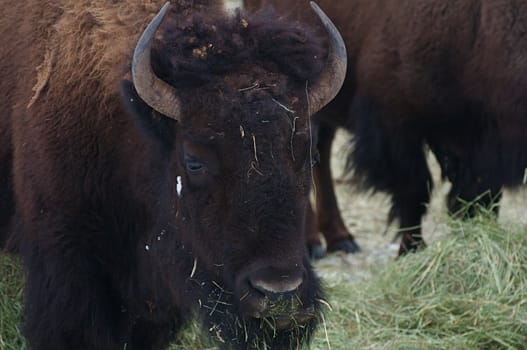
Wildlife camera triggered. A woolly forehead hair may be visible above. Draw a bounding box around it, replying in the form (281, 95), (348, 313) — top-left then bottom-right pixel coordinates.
(151, 7), (327, 92)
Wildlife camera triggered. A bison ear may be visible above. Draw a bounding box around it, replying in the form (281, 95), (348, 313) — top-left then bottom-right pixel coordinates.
(120, 79), (175, 149)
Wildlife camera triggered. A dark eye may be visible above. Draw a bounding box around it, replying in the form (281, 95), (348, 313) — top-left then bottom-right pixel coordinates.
(185, 158), (205, 173)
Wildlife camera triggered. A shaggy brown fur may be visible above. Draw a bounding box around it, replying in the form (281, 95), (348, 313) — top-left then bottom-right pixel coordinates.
(245, 0), (527, 255)
(0, 1), (332, 349)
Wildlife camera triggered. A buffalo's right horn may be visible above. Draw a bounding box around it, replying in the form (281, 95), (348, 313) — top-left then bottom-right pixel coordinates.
(132, 2), (181, 120)
(307, 2), (347, 116)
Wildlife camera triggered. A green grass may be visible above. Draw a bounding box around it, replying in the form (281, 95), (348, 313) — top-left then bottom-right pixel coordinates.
(0, 254), (25, 350)
(313, 214), (527, 350)
(2, 213), (527, 349)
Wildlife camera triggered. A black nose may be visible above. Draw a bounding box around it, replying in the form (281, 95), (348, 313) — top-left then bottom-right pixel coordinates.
(248, 266), (304, 296)
(249, 271), (303, 295)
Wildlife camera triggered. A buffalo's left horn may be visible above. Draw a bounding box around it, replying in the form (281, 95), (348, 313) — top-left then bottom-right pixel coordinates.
(132, 2), (181, 120)
(307, 2), (347, 115)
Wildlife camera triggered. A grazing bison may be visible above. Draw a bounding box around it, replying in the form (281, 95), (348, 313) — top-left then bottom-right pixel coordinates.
(0, 1), (347, 349)
(245, 0), (527, 256)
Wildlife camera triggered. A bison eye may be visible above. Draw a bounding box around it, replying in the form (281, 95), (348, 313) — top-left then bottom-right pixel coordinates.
(185, 158), (205, 173)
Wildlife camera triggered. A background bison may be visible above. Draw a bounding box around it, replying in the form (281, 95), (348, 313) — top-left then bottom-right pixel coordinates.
(0, 1), (346, 349)
(245, 0), (527, 256)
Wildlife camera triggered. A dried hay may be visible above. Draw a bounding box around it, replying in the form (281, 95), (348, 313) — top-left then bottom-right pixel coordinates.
(1, 209), (526, 349)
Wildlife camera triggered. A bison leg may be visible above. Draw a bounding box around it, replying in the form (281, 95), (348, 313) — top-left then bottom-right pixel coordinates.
(0, 142), (14, 252)
(448, 187), (502, 218)
(385, 145), (431, 256)
(305, 200), (325, 259)
(21, 245), (128, 350)
(393, 183), (430, 255)
(432, 146), (503, 219)
(0, 168), (14, 250)
(351, 95), (432, 255)
(386, 141), (432, 256)
(313, 122), (361, 255)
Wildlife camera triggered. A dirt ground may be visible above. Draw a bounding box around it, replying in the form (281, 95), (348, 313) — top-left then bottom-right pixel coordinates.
(315, 130), (527, 283)
(225, 0), (242, 10)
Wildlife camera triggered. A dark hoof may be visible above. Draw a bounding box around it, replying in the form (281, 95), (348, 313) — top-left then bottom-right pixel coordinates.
(308, 243), (326, 260)
(327, 238), (361, 254)
(398, 240), (427, 256)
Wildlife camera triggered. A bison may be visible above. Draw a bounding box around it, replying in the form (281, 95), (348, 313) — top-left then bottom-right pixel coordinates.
(245, 0), (527, 256)
(0, 1), (347, 349)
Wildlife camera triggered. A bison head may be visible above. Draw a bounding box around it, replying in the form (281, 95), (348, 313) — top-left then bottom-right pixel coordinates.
(121, 2), (346, 348)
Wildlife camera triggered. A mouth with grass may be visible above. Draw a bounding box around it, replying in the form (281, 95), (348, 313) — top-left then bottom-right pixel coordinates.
(244, 292), (318, 330)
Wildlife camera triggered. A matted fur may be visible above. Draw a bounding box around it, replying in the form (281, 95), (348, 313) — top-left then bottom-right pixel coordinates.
(0, 1), (330, 349)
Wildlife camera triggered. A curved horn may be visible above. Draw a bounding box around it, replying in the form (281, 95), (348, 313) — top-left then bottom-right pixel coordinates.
(132, 2), (181, 120)
(307, 2), (347, 115)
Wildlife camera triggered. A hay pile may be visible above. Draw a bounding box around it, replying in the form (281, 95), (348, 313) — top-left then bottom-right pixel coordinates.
(312, 213), (527, 350)
(1, 212), (526, 349)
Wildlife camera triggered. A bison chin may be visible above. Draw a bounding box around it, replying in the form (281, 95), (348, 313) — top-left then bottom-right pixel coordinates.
(196, 267), (323, 349)
(237, 289), (318, 330)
